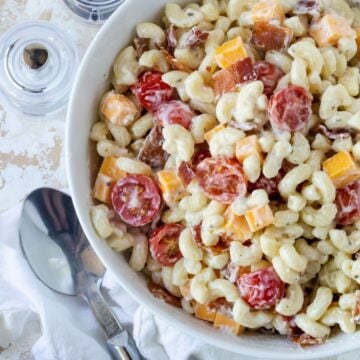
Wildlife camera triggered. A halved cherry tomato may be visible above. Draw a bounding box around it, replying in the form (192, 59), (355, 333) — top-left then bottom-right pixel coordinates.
(155, 100), (194, 129)
(196, 156), (247, 204)
(149, 223), (184, 266)
(254, 61), (284, 98)
(237, 267), (285, 309)
(111, 174), (162, 227)
(269, 85), (312, 132)
(335, 181), (360, 225)
(131, 70), (174, 112)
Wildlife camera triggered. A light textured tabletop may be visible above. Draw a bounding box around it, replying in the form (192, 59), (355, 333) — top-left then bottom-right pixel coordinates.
(0, 0), (98, 214)
(0, 1), (360, 360)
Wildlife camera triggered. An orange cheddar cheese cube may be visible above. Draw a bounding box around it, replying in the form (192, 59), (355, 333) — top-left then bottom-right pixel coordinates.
(235, 135), (263, 164)
(100, 91), (137, 126)
(157, 169), (186, 203)
(251, 0), (285, 24)
(195, 303), (216, 322)
(204, 124), (225, 143)
(322, 151), (360, 189)
(310, 14), (355, 47)
(245, 204), (274, 232)
(93, 173), (114, 205)
(99, 156), (127, 180)
(223, 208), (252, 241)
(213, 312), (245, 335)
(215, 36), (248, 69)
(93, 157), (127, 205)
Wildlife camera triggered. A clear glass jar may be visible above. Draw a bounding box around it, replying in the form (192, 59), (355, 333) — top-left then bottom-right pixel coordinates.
(62, 0), (125, 24)
(0, 21), (79, 116)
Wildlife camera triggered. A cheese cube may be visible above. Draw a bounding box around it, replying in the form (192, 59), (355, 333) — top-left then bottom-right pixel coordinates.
(213, 312), (245, 335)
(93, 173), (114, 205)
(322, 151), (360, 188)
(195, 303), (216, 322)
(235, 135), (263, 163)
(310, 14), (355, 47)
(251, 0), (285, 24)
(245, 204), (274, 232)
(93, 157), (127, 205)
(204, 124), (226, 143)
(223, 208), (252, 241)
(157, 169), (186, 203)
(99, 156), (127, 180)
(100, 91), (137, 126)
(215, 36), (248, 69)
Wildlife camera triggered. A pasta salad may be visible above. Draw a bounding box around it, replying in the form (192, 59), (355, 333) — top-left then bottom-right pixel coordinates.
(90, 0), (360, 345)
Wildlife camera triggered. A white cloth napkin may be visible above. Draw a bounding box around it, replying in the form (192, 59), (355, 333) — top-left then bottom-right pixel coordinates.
(0, 204), (356, 360)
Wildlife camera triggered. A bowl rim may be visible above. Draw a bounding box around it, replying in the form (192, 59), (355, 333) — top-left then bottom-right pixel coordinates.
(65, 1), (360, 358)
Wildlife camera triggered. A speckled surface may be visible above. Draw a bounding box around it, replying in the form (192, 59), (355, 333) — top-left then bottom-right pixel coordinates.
(0, 0), (98, 213)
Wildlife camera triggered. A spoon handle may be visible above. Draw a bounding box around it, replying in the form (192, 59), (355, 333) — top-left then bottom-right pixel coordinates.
(82, 276), (144, 360)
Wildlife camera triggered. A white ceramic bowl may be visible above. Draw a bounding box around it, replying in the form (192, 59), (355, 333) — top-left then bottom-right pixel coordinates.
(66, 1), (360, 358)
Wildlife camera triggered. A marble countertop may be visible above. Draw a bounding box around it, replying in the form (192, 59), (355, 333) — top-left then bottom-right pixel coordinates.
(0, 0), (98, 213)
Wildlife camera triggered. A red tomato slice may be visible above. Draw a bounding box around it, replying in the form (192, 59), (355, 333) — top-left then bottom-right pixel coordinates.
(111, 174), (162, 227)
(149, 223), (184, 266)
(254, 61), (284, 98)
(269, 85), (312, 132)
(237, 267), (285, 309)
(131, 70), (174, 112)
(335, 181), (360, 225)
(155, 100), (194, 129)
(196, 156), (247, 204)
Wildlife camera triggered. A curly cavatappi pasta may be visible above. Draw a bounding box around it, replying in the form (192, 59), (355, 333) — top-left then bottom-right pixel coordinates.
(90, 0), (360, 345)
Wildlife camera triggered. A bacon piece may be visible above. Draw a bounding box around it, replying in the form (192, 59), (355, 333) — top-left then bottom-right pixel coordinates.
(222, 263), (251, 283)
(206, 298), (233, 317)
(294, 0), (321, 18)
(352, 290), (360, 324)
(148, 282), (181, 308)
(317, 124), (354, 140)
(138, 124), (168, 170)
(160, 47), (192, 73)
(205, 238), (231, 255)
(251, 22), (293, 52)
(191, 223), (202, 247)
(166, 24), (177, 54)
(213, 57), (256, 97)
(178, 161), (194, 186)
(185, 27), (209, 47)
(134, 37), (149, 57)
(254, 61), (284, 98)
(289, 333), (324, 346)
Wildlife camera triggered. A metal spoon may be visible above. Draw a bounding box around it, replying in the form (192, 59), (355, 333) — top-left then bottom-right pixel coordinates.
(19, 187), (144, 360)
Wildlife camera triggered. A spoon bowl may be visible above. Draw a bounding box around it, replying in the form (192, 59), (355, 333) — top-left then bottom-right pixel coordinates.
(19, 187), (143, 360)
